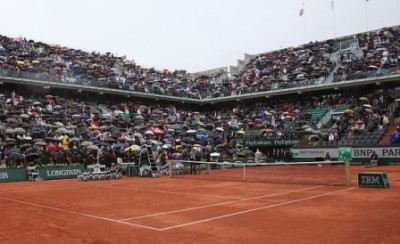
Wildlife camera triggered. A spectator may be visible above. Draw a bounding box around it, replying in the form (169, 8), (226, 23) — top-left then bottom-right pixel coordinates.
(370, 151), (379, 166)
(382, 115), (389, 129)
(324, 152), (331, 162)
(255, 148), (263, 163)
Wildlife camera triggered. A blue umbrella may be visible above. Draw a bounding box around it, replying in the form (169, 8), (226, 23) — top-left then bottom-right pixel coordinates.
(196, 134), (208, 142)
(163, 133), (174, 139)
(113, 143), (127, 149)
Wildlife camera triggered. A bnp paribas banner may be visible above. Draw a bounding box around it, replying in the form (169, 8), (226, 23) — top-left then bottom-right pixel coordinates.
(291, 147), (400, 159)
(291, 148), (338, 158)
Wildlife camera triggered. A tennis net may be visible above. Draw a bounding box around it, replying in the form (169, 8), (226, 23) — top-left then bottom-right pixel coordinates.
(169, 160), (351, 186)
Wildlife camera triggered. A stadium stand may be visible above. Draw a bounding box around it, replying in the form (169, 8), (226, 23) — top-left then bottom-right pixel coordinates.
(0, 25), (399, 170)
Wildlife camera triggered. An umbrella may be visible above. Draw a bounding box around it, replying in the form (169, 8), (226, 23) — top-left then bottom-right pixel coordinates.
(33, 102), (43, 107)
(81, 141), (93, 146)
(7, 151), (25, 159)
(6, 118), (19, 124)
(359, 97), (369, 101)
(144, 130), (154, 135)
(124, 145), (140, 152)
(216, 127), (225, 132)
(153, 128), (164, 134)
(135, 115), (144, 120)
(25, 152), (42, 160)
(19, 114), (30, 119)
(363, 104), (372, 108)
(263, 128), (274, 133)
(34, 141), (47, 146)
(133, 132), (143, 138)
(14, 127), (26, 133)
(151, 140), (163, 146)
(171, 152), (182, 159)
(308, 135), (320, 141)
(163, 133), (174, 139)
(113, 143), (127, 149)
(86, 144), (99, 150)
(196, 134), (208, 141)
(210, 152), (220, 157)
(365, 108), (373, 113)
(104, 138), (117, 143)
(20, 143), (32, 148)
(96, 142), (111, 147)
(46, 144), (58, 151)
(69, 137), (80, 142)
(355, 120), (364, 125)
(181, 137), (193, 143)
(186, 129), (197, 134)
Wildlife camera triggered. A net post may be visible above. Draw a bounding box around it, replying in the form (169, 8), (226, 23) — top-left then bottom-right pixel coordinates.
(345, 160), (351, 187)
(169, 160), (173, 178)
(243, 163), (246, 181)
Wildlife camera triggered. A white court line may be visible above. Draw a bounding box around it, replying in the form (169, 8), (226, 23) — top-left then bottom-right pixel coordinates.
(0, 197), (161, 231)
(172, 181), (230, 190)
(0, 184), (89, 192)
(96, 185), (236, 199)
(118, 185), (322, 221)
(1, 185), (91, 192)
(158, 187), (357, 231)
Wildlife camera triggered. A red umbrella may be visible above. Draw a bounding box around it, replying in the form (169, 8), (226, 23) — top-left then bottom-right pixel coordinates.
(355, 120), (364, 125)
(31, 111), (40, 117)
(46, 144), (58, 151)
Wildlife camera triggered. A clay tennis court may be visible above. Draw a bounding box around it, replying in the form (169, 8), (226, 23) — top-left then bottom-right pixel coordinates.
(0, 165), (399, 244)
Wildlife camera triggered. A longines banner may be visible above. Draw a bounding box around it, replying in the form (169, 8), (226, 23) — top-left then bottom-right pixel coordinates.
(38, 165), (85, 180)
(0, 168), (26, 183)
(291, 147), (400, 159)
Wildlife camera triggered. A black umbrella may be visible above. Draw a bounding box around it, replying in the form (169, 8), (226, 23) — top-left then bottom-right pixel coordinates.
(25, 152), (42, 160)
(7, 151), (25, 159)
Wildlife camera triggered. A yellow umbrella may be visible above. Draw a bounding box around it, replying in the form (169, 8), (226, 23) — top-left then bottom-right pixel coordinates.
(124, 145), (140, 152)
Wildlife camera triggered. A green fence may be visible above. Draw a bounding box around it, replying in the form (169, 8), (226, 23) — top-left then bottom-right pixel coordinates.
(0, 168), (27, 183)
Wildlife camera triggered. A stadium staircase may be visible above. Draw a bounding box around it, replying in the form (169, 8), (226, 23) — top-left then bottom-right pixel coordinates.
(379, 125), (396, 146)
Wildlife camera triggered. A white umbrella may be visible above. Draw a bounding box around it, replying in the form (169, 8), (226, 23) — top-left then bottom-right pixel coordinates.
(186, 129), (197, 134)
(86, 144), (99, 150)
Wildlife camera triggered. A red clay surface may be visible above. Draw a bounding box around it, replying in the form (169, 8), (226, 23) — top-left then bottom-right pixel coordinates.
(0, 165), (399, 244)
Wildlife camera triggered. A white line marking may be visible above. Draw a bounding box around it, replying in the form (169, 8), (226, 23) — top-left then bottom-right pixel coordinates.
(172, 181), (230, 190)
(0, 197), (161, 231)
(118, 186), (322, 221)
(2, 185), (91, 192)
(0, 184), (89, 191)
(96, 185), (235, 199)
(158, 187), (357, 231)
